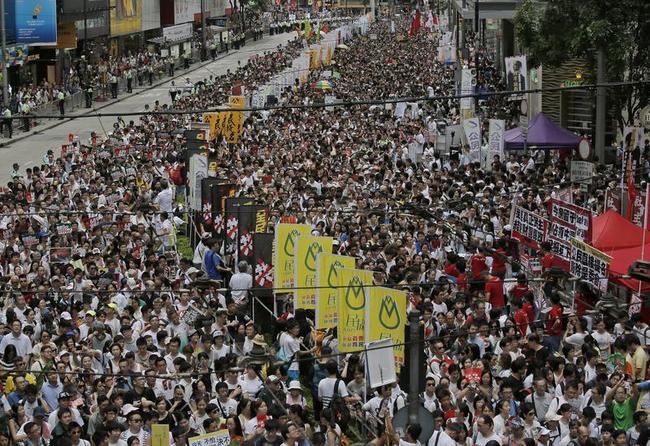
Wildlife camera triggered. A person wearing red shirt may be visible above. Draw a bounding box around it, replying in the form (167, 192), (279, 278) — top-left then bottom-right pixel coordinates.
(482, 271), (505, 310)
(546, 294), (564, 352)
(522, 292), (535, 323)
(540, 242), (555, 271)
(510, 275), (531, 302)
(470, 248), (488, 280)
(444, 253), (460, 277)
(512, 300), (529, 336)
(491, 241), (508, 278)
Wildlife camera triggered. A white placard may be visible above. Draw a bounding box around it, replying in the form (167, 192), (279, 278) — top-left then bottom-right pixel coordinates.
(488, 119), (505, 158)
(365, 338), (397, 388)
(189, 154), (208, 211)
(570, 161), (594, 185)
(462, 117), (481, 152)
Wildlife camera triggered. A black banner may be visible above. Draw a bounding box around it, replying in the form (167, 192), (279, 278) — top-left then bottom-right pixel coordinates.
(224, 197), (255, 255)
(253, 233), (274, 295)
(210, 183), (237, 236)
(238, 205), (268, 263)
(187, 139), (209, 151)
(200, 178), (221, 226)
(185, 129), (207, 141)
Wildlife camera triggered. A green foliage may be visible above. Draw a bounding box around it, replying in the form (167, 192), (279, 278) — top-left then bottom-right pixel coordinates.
(515, 0), (650, 129)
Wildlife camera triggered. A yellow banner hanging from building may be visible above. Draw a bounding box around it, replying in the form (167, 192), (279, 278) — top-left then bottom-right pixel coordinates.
(325, 46), (332, 66)
(309, 49), (319, 70)
(294, 236), (333, 310)
(315, 254), (356, 329)
(338, 268), (373, 352)
(365, 287), (407, 364)
(274, 224), (312, 294)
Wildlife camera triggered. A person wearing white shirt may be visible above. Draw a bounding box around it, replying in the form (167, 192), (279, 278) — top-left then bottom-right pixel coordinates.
(154, 183), (173, 213)
(427, 423), (458, 446)
(229, 261), (253, 306)
(0, 320), (32, 358)
(473, 415), (501, 446)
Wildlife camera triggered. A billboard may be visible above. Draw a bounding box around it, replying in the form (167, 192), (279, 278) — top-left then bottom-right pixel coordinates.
(175, 0), (201, 24)
(15, 0), (58, 45)
(110, 0), (141, 36)
(505, 55), (528, 99)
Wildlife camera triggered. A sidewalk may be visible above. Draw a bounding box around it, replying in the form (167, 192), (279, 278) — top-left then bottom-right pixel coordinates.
(0, 34), (281, 148)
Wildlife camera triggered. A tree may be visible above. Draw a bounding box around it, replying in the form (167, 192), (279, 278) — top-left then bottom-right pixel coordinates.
(515, 0), (650, 131)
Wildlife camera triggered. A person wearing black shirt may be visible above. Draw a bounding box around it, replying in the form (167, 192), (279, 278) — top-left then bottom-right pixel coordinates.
(124, 374), (156, 409)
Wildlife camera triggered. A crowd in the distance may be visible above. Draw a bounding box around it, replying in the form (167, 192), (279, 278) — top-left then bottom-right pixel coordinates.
(0, 8), (648, 446)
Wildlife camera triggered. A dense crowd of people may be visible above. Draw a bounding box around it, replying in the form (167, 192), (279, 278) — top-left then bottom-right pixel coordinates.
(0, 9), (649, 446)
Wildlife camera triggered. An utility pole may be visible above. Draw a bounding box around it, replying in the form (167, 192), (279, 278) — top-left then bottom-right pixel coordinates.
(595, 47), (606, 163)
(1, 0), (8, 107)
(201, 0), (207, 61)
(83, 0), (88, 55)
(407, 310), (421, 425)
(474, 0), (479, 70)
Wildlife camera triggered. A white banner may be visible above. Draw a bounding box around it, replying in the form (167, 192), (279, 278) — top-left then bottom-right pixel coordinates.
(569, 238), (611, 293)
(189, 154), (208, 211)
(460, 68), (474, 111)
(175, 0), (201, 24)
(163, 23), (193, 40)
(462, 117), (481, 152)
(488, 119), (505, 158)
(570, 161), (594, 185)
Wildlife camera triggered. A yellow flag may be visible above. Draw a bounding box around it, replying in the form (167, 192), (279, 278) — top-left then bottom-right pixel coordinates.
(202, 112), (220, 141)
(294, 236), (333, 309)
(337, 268), (373, 352)
(274, 224), (311, 293)
(365, 287), (407, 364)
(325, 46), (332, 66)
(309, 48), (319, 70)
(315, 254), (355, 328)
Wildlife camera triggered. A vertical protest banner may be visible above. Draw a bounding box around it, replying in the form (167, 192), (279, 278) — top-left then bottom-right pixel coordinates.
(237, 205), (268, 264)
(510, 205), (549, 249)
(224, 198), (255, 256)
(201, 178), (222, 227)
(188, 154), (208, 211)
(462, 117), (481, 158)
(604, 188), (622, 213)
(274, 224), (312, 294)
(505, 55), (528, 99)
(208, 182), (236, 236)
(488, 119), (505, 161)
(547, 199), (593, 269)
(570, 238), (612, 293)
(338, 268), (374, 352)
(221, 96), (245, 144)
(365, 287), (407, 364)
(460, 68), (475, 113)
(253, 233), (274, 297)
(315, 254), (356, 328)
(294, 236), (333, 309)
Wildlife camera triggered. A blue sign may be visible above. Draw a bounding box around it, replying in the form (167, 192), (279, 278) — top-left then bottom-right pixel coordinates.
(3, 0), (16, 43)
(15, 0), (58, 45)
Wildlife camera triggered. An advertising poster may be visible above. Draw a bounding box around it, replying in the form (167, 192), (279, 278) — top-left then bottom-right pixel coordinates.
(110, 0), (141, 36)
(15, 0), (58, 45)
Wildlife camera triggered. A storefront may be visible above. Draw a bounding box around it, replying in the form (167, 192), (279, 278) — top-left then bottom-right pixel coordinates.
(150, 23), (195, 62)
(108, 0), (144, 56)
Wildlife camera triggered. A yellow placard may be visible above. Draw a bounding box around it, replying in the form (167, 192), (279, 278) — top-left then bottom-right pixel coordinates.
(365, 287), (407, 364)
(151, 424), (170, 446)
(202, 113), (221, 141)
(274, 224), (312, 294)
(315, 253), (356, 328)
(294, 236), (333, 310)
(337, 268), (373, 352)
(110, 0), (142, 36)
(188, 429), (230, 446)
(221, 96), (245, 144)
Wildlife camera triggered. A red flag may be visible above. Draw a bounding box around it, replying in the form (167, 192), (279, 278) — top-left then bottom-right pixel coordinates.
(627, 173), (637, 220)
(409, 10), (421, 36)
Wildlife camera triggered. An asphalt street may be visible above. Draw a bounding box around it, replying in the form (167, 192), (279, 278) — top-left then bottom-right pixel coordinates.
(0, 31), (296, 185)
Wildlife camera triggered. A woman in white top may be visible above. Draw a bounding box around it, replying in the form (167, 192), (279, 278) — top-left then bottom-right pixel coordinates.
(492, 399), (510, 437)
(238, 365), (263, 400)
(590, 318), (614, 359)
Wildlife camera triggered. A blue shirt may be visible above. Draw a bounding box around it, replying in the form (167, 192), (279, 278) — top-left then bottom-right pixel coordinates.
(41, 380), (63, 410)
(204, 250), (223, 280)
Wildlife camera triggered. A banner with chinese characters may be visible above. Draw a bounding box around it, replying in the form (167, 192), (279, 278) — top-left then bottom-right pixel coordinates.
(224, 197), (254, 256)
(365, 287), (406, 364)
(274, 224), (312, 294)
(338, 268), (373, 352)
(221, 96), (245, 144)
(294, 236), (333, 310)
(315, 254), (356, 329)
(253, 233), (274, 297)
(237, 205), (268, 264)
(547, 199), (592, 267)
(510, 205), (549, 249)
(569, 238), (611, 293)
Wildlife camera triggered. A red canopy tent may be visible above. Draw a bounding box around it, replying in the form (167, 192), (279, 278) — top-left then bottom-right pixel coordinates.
(592, 209), (650, 292)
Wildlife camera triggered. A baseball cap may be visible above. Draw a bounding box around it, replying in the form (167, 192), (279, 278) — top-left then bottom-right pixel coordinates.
(58, 392), (71, 400)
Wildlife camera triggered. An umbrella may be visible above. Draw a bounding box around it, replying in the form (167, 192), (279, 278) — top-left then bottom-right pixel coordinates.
(336, 44), (350, 50)
(312, 80), (334, 90)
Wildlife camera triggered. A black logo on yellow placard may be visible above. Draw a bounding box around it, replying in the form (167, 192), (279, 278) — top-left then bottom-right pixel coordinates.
(327, 260), (345, 287)
(379, 295), (400, 330)
(345, 276), (365, 310)
(305, 242), (323, 272)
(283, 229), (301, 257)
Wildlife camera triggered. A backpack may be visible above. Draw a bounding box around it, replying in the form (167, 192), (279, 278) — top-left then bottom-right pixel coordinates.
(275, 332), (289, 362)
(329, 379), (351, 428)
